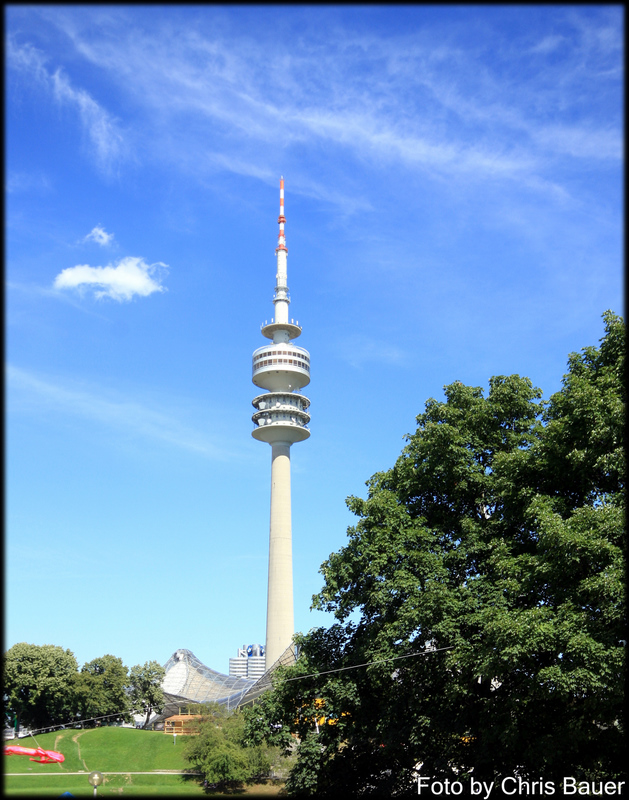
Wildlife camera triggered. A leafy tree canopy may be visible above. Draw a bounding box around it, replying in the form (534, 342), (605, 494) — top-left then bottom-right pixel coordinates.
(4, 643), (78, 732)
(184, 703), (274, 789)
(128, 660), (165, 729)
(247, 311), (625, 795)
(73, 654), (131, 725)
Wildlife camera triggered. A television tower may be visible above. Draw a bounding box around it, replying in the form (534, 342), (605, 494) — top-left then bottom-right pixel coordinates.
(251, 178), (311, 672)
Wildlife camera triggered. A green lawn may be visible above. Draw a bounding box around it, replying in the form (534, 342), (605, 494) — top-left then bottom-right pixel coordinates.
(5, 727), (194, 772)
(3, 728), (284, 796)
(3, 773), (204, 797)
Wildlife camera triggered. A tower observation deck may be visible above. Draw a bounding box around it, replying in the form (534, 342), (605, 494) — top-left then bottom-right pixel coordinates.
(252, 178), (310, 671)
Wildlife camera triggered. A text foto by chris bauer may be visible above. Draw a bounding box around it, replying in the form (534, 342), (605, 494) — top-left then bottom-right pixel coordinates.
(417, 776), (625, 797)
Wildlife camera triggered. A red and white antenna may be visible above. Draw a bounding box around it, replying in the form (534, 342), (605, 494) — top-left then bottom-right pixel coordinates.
(276, 176), (287, 253)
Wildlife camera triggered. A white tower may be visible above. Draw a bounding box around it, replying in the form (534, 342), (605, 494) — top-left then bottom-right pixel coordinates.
(252, 178), (311, 672)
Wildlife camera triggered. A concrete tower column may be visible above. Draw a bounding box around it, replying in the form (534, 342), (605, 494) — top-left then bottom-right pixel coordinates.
(265, 441), (294, 669)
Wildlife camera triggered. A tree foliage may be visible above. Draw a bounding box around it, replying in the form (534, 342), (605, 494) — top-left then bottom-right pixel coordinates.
(248, 311), (625, 795)
(4, 643), (78, 732)
(4, 646), (143, 731)
(73, 654), (132, 725)
(184, 703), (275, 789)
(128, 660), (165, 729)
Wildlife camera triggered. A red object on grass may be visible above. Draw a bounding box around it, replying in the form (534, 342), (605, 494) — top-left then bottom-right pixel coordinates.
(4, 744), (65, 764)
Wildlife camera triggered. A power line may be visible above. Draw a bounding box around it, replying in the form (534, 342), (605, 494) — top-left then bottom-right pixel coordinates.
(281, 645), (455, 683)
(20, 712), (135, 737)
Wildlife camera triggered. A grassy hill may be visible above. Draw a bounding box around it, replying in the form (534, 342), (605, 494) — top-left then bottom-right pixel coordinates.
(6, 727), (193, 772)
(3, 727), (283, 796)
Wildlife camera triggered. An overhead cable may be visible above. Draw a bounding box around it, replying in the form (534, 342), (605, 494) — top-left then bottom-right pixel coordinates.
(281, 645), (456, 683)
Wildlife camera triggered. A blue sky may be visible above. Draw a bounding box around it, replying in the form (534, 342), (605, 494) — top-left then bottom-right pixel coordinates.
(5, 5), (623, 677)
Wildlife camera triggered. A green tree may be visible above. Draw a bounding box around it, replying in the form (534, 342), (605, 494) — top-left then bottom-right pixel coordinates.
(73, 654), (131, 726)
(184, 703), (273, 789)
(253, 312), (625, 794)
(242, 688), (295, 754)
(283, 731), (324, 796)
(128, 660), (165, 729)
(4, 643), (79, 732)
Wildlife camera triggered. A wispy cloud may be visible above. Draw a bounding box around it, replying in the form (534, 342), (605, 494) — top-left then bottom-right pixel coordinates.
(71, 14), (618, 192)
(9, 8), (622, 206)
(528, 34), (566, 55)
(53, 256), (168, 301)
(7, 281), (113, 319)
(7, 36), (126, 175)
(337, 334), (407, 369)
(7, 365), (230, 459)
(82, 225), (114, 246)
(6, 171), (52, 194)
(6, 37), (50, 82)
(50, 68), (125, 173)
(530, 124), (622, 160)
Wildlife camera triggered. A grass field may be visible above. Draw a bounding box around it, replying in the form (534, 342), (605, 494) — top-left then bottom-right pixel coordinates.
(3, 727), (285, 796)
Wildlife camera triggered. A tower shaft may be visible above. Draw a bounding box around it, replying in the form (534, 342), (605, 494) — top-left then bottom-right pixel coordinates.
(265, 442), (294, 668)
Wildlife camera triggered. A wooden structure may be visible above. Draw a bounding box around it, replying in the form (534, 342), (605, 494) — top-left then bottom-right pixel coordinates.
(163, 714), (202, 736)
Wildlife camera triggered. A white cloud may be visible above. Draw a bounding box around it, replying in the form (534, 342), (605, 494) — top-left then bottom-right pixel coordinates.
(10, 9), (622, 205)
(83, 225), (114, 246)
(51, 68), (125, 173)
(528, 34), (566, 55)
(7, 36), (126, 175)
(531, 124), (622, 161)
(337, 334), (407, 369)
(50, 14), (618, 198)
(53, 256), (168, 301)
(6, 171), (51, 194)
(6, 365), (229, 459)
(6, 36), (49, 82)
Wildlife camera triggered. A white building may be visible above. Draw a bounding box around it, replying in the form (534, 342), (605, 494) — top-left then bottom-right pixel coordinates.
(228, 644), (266, 681)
